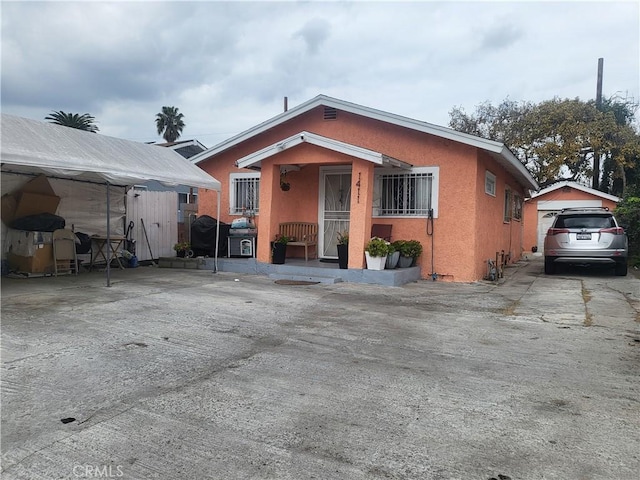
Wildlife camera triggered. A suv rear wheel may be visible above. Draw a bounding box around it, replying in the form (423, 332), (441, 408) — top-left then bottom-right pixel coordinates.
(544, 257), (556, 274)
(615, 261), (628, 276)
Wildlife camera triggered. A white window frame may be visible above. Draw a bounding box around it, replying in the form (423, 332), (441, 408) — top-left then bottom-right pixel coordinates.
(230, 172), (260, 215)
(485, 171), (496, 196)
(373, 166), (439, 218)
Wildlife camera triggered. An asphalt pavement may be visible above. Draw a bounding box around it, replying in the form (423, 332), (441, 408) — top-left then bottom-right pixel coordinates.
(1, 258), (639, 480)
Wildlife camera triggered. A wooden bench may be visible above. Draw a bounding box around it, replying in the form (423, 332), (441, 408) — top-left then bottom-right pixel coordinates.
(279, 222), (318, 261)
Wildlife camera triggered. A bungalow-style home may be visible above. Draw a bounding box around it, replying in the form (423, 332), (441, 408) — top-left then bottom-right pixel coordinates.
(523, 181), (620, 255)
(191, 95), (538, 282)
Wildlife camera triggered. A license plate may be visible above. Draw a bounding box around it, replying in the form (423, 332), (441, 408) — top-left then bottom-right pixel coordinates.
(576, 233), (591, 240)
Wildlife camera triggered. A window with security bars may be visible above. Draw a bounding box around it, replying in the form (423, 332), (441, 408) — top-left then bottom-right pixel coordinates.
(504, 188), (512, 222)
(230, 174), (260, 214)
(376, 171), (433, 216)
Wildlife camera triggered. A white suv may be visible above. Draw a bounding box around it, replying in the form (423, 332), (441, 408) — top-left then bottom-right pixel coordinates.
(543, 207), (628, 276)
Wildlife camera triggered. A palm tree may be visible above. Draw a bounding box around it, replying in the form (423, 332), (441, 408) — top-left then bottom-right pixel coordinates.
(45, 111), (99, 132)
(155, 106), (185, 142)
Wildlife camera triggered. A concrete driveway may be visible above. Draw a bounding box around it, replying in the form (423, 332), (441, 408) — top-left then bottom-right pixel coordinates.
(1, 259), (639, 480)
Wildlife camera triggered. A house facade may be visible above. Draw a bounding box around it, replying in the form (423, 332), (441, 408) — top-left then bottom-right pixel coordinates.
(523, 181), (620, 254)
(192, 95), (538, 282)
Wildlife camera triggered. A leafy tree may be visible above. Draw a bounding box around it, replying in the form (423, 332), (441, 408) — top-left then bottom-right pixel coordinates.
(614, 186), (640, 266)
(598, 97), (640, 195)
(155, 106), (185, 142)
(44, 111), (99, 132)
(449, 97), (640, 191)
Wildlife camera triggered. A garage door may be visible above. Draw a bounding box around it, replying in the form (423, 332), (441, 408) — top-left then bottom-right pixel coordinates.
(537, 211), (558, 252)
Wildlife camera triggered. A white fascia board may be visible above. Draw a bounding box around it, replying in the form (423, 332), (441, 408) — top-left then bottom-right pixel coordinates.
(531, 180), (620, 202)
(236, 131), (407, 169)
(303, 132), (385, 164)
(490, 147), (539, 191)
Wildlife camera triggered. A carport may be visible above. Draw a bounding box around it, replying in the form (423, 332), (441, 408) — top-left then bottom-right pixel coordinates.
(1, 114), (221, 285)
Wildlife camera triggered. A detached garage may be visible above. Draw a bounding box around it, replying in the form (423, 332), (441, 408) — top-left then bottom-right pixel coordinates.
(1, 114), (221, 282)
(523, 181), (620, 254)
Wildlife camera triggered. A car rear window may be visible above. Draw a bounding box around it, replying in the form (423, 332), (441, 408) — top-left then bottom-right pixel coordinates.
(555, 214), (615, 229)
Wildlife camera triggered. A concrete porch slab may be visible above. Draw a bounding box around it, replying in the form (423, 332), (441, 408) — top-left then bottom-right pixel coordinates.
(158, 257), (421, 287)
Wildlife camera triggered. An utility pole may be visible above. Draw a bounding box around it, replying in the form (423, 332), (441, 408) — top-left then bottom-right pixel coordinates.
(592, 58), (604, 190)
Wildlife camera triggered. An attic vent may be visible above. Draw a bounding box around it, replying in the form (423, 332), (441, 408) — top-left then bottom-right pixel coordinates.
(323, 106), (338, 120)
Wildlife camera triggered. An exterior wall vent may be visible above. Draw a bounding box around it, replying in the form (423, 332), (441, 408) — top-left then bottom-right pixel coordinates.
(323, 106), (338, 120)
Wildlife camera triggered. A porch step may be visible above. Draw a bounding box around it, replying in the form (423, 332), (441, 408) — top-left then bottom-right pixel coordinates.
(268, 273), (343, 284)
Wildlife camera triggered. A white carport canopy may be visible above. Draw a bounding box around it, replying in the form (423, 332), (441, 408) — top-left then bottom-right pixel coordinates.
(1, 114), (221, 190)
(1, 114), (222, 284)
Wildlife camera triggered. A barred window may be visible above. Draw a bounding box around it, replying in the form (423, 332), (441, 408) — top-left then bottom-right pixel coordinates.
(513, 194), (522, 221)
(504, 187), (512, 222)
(375, 169), (435, 216)
(230, 173), (260, 214)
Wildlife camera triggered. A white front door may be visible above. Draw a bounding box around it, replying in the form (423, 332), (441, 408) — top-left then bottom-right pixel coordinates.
(319, 169), (351, 258)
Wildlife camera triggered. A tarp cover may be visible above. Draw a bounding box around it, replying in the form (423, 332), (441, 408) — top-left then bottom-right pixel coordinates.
(0, 114), (221, 190)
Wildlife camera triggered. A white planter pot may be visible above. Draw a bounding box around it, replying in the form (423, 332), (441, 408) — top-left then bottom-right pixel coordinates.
(365, 252), (387, 270)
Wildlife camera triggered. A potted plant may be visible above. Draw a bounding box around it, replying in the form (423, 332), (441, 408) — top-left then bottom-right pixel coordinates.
(271, 234), (290, 264)
(386, 241), (402, 269)
(336, 231), (349, 269)
(173, 241), (191, 258)
(398, 239), (423, 268)
(364, 237), (390, 270)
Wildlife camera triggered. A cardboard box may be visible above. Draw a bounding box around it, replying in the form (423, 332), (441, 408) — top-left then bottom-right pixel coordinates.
(1, 175), (60, 224)
(6, 229), (54, 275)
(1, 194), (17, 225)
(8, 245), (54, 274)
(13, 192), (61, 219)
(21, 175), (57, 196)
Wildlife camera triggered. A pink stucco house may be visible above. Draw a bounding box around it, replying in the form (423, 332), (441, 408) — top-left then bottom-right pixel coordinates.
(191, 95), (538, 282)
(523, 181), (620, 255)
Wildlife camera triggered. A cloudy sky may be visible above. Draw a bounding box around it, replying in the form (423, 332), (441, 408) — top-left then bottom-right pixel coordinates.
(2, 1), (638, 148)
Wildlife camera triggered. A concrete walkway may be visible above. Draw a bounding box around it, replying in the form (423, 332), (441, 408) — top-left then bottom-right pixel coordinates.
(1, 259), (639, 479)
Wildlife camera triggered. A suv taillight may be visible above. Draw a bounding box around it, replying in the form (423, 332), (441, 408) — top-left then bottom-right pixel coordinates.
(599, 227), (624, 235)
(547, 228), (570, 235)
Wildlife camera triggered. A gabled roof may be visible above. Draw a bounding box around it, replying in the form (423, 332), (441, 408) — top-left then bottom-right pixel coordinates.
(530, 181), (620, 202)
(235, 131), (412, 170)
(190, 94), (538, 190)
(1, 114), (221, 190)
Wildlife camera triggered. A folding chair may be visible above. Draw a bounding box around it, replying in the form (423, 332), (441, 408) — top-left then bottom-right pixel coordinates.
(53, 229), (79, 276)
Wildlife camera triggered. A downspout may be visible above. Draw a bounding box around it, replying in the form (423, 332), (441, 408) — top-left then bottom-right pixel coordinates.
(427, 208), (435, 280)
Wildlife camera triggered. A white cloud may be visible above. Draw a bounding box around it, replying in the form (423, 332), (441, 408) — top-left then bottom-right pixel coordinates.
(1, 1), (638, 147)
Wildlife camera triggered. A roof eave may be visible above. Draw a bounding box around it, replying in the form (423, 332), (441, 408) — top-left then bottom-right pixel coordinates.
(531, 180), (620, 202)
(236, 131), (412, 170)
(194, 94), (536, 189)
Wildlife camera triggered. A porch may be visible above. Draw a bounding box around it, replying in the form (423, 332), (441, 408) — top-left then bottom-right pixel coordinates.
(158, 256), (421, 287)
